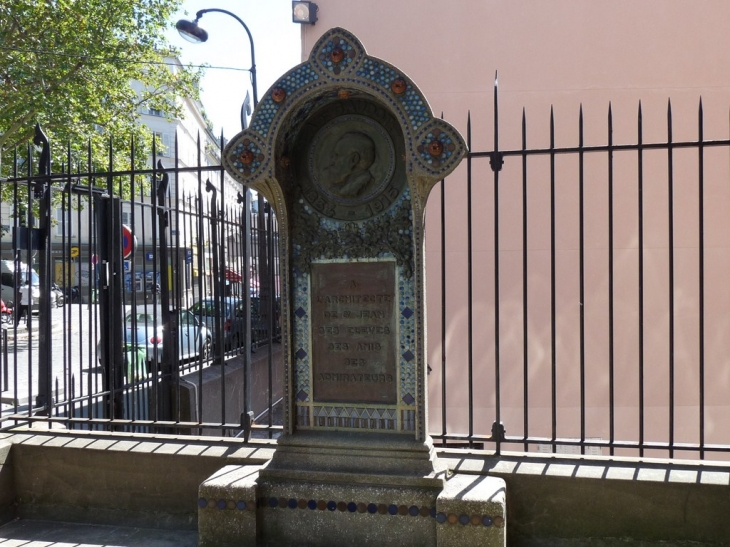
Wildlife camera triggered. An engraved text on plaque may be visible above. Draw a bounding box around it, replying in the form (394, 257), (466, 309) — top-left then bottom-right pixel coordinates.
(311, 261), (397, 404)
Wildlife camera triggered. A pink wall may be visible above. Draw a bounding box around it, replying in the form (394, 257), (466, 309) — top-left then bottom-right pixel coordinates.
(302, 1), (730, 458)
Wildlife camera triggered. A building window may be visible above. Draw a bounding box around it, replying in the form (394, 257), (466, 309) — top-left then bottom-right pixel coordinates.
(153, 132), (171, 157)
(121, 211), (131, 227)
(149, 108), (164, 117)
(55, 207), (74, 237)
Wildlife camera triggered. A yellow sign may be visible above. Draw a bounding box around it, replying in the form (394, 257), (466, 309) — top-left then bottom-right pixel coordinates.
(70, 246), (79, 258)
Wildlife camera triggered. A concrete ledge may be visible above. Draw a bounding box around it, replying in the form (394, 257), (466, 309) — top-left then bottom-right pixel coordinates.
(1, 430), (728, 545)
(198, 464), (261, 547)
(440, 450), (730, 545)
(0, 429), (275, 531)
(436, 474), (506, 547)
(0, 441), (15, 525)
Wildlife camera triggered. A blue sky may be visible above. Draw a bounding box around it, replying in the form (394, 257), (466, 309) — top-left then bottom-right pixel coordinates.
(168, 0), (302, 139)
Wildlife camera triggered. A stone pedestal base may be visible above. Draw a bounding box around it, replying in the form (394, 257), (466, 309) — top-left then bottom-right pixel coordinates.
(436, 474), (506, 547)
(198, 464), (261, 547)
(196, 434), (507, 546)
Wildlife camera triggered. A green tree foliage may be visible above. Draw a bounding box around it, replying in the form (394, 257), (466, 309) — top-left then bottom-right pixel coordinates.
(0, 0), (203, 179)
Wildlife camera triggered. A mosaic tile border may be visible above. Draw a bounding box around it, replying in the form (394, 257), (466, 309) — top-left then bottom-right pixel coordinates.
(221, 27), (466, 192)
(198, 496), (505, 528)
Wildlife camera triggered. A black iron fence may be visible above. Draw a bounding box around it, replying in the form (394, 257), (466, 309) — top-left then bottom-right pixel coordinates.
(3, 82), (730, 464)
(430, 81), (730, 461)
(0, 127), (281, 438)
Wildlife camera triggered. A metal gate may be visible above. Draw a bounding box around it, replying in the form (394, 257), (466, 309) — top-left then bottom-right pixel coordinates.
(0, 125), (281, 438)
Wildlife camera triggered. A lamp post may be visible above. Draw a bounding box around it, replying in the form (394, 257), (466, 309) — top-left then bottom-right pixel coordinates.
(176, 9), (258, 128)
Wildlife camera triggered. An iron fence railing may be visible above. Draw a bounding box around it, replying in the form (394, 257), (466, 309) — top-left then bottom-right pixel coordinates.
(3, 81), (730, 465)
(0, 127), (281, 438)
(430, 80), (730, 461)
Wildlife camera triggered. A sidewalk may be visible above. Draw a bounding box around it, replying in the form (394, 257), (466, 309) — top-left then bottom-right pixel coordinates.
(0, 312), (64, 341)
(0, 519), (197, 546)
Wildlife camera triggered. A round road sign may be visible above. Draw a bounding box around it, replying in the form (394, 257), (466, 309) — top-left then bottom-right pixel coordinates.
(122, 225), (136, 259)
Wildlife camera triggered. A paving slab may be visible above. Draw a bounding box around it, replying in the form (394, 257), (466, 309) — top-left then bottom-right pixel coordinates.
(0, 519), (197, 546)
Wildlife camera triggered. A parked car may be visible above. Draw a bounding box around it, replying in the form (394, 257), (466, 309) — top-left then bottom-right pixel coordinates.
(97, 306), (211, 379)
(189, 296), (280, 351)
(189, 297), (247, 351)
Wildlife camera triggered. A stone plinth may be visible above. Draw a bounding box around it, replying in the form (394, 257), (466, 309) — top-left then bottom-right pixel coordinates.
(198, 465), (261, 547)
(436, 474), (506, 547)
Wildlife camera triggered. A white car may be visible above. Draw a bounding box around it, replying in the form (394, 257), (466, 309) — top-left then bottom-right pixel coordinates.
(97, 306), (212, 379)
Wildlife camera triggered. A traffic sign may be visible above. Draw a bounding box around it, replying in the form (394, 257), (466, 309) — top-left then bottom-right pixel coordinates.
(70, 246), (79, 258)
(122, 225), (136, 259)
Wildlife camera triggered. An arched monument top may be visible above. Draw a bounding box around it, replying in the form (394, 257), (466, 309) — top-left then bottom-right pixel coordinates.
(222, 27), (466, 208)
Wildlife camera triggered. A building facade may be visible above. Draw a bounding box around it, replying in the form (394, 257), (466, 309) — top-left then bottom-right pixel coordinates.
(297, 1), (730, 458)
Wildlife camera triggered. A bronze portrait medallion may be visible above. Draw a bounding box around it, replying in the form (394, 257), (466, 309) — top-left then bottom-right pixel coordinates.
(295, 99), (406, 221)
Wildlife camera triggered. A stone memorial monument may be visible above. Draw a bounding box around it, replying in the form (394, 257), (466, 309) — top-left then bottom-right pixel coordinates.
(200, 28), (506, 547)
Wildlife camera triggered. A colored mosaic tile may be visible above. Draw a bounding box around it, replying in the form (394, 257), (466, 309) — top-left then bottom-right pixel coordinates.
(198, 497), (255, 511)
(416, 128), (456, 169)
(229, 137), (264, 177)
(250, 64), (320, 138)
(318, 38), (357, 75)
(355, 59), (430, 130)
(251, 495), (502, 528)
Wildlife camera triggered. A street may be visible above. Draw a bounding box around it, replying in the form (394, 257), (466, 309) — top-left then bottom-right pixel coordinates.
(0, 304), (283, 430)
(0, 304), (102, 412)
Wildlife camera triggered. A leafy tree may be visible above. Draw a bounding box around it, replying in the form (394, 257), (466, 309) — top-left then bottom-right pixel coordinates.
(0, 0), (204, 181)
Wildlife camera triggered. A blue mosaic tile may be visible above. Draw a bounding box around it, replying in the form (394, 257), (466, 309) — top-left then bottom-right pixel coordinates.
(295, 307), (306, 318)
(318, 38), (357, 75)
(402, 393), (415, 405)
(297, 390), (308, 402)
(229, 138), (264, 176)
(250, 64), (320, 138)
(402, 307), (413, 319)
(253, 493), (502, 528)
(296, 348), (307, 360)
(217, 499), (227, 510)
(416, 128), (457, 169)
(237, 500), (247, 511)
(197, 497), (207, 508)
(403, 350), (414, 362)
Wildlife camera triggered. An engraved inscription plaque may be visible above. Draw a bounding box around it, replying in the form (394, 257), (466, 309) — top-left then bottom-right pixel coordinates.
(311, 261), (397, 404)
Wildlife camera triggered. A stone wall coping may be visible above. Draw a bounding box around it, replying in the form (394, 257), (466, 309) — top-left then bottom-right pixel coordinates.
(439, 449), (730, 486)
(0, 429), (277, 463)
(3, 429), (729, 488)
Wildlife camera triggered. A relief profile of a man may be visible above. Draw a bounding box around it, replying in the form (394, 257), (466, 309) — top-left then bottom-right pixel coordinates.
(321, 131), (376, 198)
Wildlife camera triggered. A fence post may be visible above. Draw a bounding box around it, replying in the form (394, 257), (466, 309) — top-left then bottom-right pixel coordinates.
(155, 164), (177, 426)
(33, 124), (54, 415)
(97, 194), (125, 422)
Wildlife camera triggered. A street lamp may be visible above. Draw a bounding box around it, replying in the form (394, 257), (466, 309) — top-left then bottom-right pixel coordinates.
(176, 9), (258, 128)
